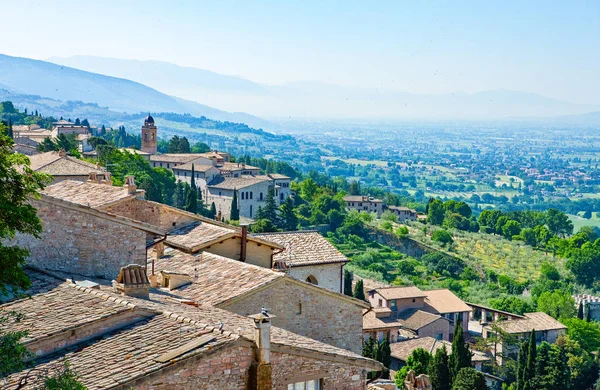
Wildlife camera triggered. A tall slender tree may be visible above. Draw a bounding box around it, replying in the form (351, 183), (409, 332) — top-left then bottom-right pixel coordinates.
(578, 302), (584, 320)
(353, 279), (365, 301)
(230, 189), (240, 221)
(184, 165), (198, 214)
(523, 329), (537, 390)
(449, 317), (471, 383)
(428, 345), (451, 390)
(343, 269), (353, 296)
(209, 202), (217, 219)
(517, 340), (529, 390)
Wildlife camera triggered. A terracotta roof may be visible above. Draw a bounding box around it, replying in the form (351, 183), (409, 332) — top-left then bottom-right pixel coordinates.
(388, 206), (416, 212)
(41, 179), (143, 209)
(424, 289), (471, 314)
(28, 152), (105, 176)
(0, 282), (133, 344)
(152, 250), (285, 306)
(172, 162), (218, 172)
(267, 173), (291, 180)
(2, 269), (381, 388)
(363, 308), (446, 331)
(165, 221), (237, 252)
(252, 231), (348, 267)
(220, 162), (260, 171)
(343, 196), (383, 203)
(375, 286), (427, 300)
(149, 153), (209, 163)
(491, 312), (566, 334)
(208, 175), (271, 190)
(390, 337), (489, 363)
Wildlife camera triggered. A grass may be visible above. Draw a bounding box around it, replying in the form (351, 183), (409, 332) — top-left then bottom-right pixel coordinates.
(408, 224), (561, 282)
(568, 213), (600, 233)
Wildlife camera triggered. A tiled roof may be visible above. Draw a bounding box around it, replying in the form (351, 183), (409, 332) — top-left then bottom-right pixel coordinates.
(28, 152), (105, 176)
(252, 231), (348, 267)
(165, 221), (237, 252)
(343, 196), (383, 202)
(220, 162), (260, 171)
(388, 206), (416, 212)
(149, 153), (209, 163)
(363, 308), (446, 331)
(390, 337), (489, 363)
(424, 289), (471, 314)
(208, 175), (271, 190)
(171, 162), (218, 172)
(0, 282), (133, 343)
(152, 250), (284, 306)
(267, 173), (291, 180)
(2, 268), (381, 388)
(491, 312), (566, 334)
(41, 180), (142, 209)
(375, 286), (427, 300)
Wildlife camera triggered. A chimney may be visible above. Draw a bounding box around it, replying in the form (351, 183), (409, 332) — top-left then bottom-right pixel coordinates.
(125, 175), (137, 195)
(101, 172), (112, 185)
(240, 224), (248, 262)
(249, 311), (275, 390)
(88, 172), (98, 182)
(112, 264), (150, 299)
(58, 149), (67, 157)
(216, 209), (222, 222)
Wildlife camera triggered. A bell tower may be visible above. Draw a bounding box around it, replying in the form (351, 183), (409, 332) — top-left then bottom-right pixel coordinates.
(141, 114), (157, 155)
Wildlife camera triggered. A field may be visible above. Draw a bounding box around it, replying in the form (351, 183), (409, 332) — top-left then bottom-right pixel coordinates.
(568, 213), (600, 233)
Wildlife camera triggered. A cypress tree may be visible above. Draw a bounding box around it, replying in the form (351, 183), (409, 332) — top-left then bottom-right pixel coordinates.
(230, 189), (239, 221)
(7, 119), (13, 140)
(279, 196), (297, 231)
(343, 269), (354, 296)
(380, 338), (392, 378)
(428, 345), (451, 390)
(517, 340), (529, 390)
(184, 165), (198, 214)
(209, 202), (217, 219)
(353, 279), (365, 301)
(523, 329), (537, 390)
(449, 317), (471, 383)
(363, 337), (374, 359)
(262, 187), (279, 224)
(578, 302), (584, 320)
(586, 304), (592, 322)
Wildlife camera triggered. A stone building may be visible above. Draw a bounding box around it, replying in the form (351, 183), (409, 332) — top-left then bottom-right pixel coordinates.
(28, 150), (105, 183)
(387, 206), (417, 222)
(171, 162), (221, 187)
(344, 195), (384, 216)
(206, 175), (277, 220)
(152, 248), (369, 355)
(365, 286), (471, 342)
(150, 153), (213, 169)
(253, 231), (349, 293)
(140, 114), (157, 155)
(1, 268), (382, 389)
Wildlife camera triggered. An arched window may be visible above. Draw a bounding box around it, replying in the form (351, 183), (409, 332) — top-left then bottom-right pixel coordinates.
(306, 275), (318, 285)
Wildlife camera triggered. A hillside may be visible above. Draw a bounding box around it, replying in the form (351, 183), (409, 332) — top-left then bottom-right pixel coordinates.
(0, 54), (268, 129)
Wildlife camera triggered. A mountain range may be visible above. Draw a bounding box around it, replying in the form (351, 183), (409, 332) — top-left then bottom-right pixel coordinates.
(49, 55), (600, 120)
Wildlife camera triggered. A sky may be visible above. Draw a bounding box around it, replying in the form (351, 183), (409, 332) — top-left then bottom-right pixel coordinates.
(2, 0), (599, 104)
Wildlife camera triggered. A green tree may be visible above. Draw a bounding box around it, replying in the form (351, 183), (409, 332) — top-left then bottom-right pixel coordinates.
(250, 218), (277, 233)
(451, 368), (487, 390)
(380, 338), (392, 378)
(40, 360), (87, 390)
(517, 340), (529, 390)
(209, 202), (217, 219)
(520, 228), (537, 246)
(0, 311), (31, 378)
(449, 317), (471, 382)
(537, 291), (576, 319)
(353, 279), (365, 301)
(173, 181), (186, 209)
(523, 329), (537, 390)
(184, 165), (198, 214)
(432, 229), (454, 245)
(343, 269), (353, 296)
(502, 220), (522, 240)
(395, 348), (432, 388)
(427, 199), (445, 225)
(230, 189), (239, 221)
(428, 345), (451, 390)
(546, 208), (573, 237)
(578, 302), (584, 320)
(279, 197), (298, 231)
(562, 318), (600, 352)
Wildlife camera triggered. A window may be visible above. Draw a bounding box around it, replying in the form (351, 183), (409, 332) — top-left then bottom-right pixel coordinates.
(306, 275), (318, 285)
(437, 333), (443, 340)
(250, 205), (253, 217)
(287, 380), (321, 390)
(260, 192), (263, 200)
(241, 192), (245, 200)
(280, 192), (284, 200)
(219, 191), (222, 196)
(250, 192), (253, 199)
(378, 299), (383, 307)
(390, 300), (397, 311)
(412, 298), (416, 303)
(297, 302), (302, 315)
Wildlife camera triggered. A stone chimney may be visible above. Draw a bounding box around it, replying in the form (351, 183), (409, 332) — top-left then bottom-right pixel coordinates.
(58, 149), (67, 157)
(124, 175), (137, 195)
(88, 172), (98, 183)
(101, 172), (112, 185)
(112, 264), (150, 299)
(216, 209), (222, 222)
(249, 311), (275, 390)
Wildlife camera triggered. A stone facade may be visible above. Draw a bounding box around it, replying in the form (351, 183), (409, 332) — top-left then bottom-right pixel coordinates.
(287, 263), (344, 293)
(204, 237), (274, 269)
(416, 317), (450, 340)
(104, 198), (197, 231)
(271, 351), (368, 390)
(220, 278), (365, 354)
(206, 180), (273, 220)
(14, 198), (149, 279)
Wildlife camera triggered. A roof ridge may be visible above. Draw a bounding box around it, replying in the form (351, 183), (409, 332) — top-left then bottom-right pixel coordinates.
(160, 311), (239, 340)
(252, 230), (318, 236)
(66, 283), (139, 310)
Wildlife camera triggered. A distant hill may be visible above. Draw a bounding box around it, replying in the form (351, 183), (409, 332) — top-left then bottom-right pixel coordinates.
(48, 55), (600, 120)
(0, 54), (269, 129)
(553, 111), (600, 126)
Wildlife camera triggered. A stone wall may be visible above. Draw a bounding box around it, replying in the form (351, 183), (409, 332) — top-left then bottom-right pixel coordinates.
(104, 199), (197, 231)
(121, 345), (253, 390)
(288, 263), (343, 293)
(205, 237), (273, 269)
(271, 350), (368, 390)
(220, 278), (364, 354)
(14, 199), (148, 279)
(417, 317), (450, 341)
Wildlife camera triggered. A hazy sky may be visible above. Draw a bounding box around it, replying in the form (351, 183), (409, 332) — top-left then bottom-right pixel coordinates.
(3, 0), (599, 104)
